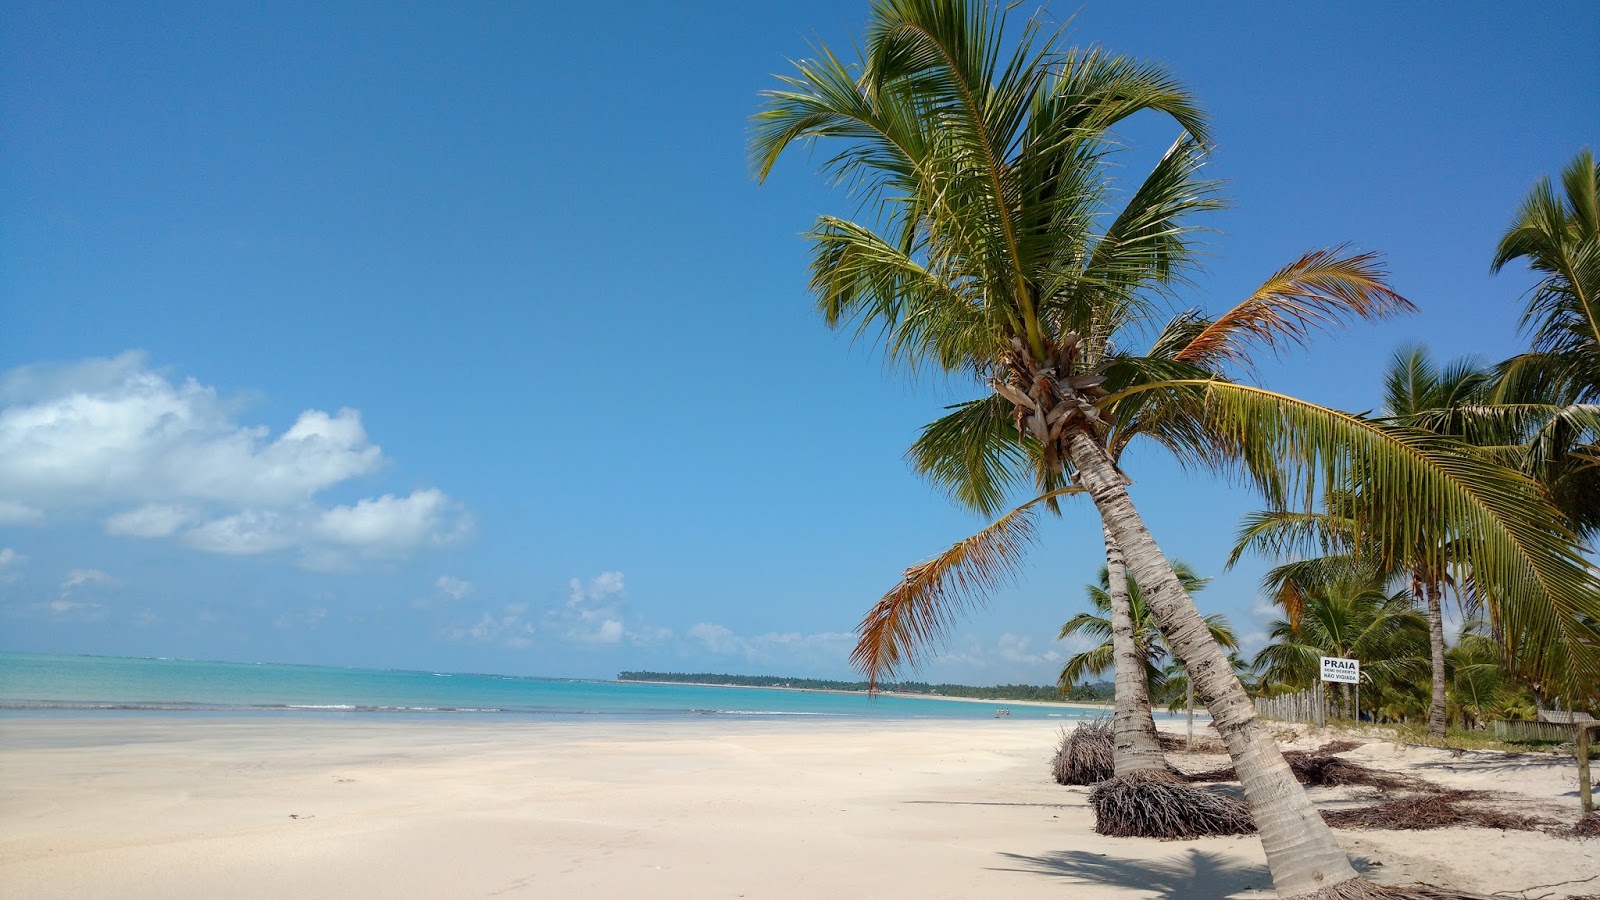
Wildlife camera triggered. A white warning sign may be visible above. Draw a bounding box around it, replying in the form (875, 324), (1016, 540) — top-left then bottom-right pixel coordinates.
(1320, 656), (1360, 684)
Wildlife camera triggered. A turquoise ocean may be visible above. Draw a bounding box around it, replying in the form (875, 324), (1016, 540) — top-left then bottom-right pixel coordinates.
(0, 652), (1163, 722)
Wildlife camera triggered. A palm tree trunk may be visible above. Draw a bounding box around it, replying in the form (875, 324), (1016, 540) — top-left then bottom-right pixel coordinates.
(1066, 428), (1361, 898)
(1104, 527), (1168, 776)
(1424, 579), (1448, 741)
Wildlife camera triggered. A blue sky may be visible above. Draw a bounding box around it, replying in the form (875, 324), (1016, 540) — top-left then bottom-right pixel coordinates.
(2, 1), (1595, 683)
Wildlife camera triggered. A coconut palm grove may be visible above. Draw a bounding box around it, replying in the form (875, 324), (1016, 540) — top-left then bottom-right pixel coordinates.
(754, 1), (1597, 897)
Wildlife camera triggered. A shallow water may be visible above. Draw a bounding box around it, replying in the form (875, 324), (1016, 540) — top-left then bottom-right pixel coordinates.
(0, 652), (1178, 722)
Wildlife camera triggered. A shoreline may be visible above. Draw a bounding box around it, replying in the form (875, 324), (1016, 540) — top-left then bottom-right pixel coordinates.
(616, 677), (1130, 713)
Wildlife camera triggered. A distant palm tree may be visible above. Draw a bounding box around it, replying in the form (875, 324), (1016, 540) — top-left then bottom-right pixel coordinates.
(1058, 561), (1237, 699)
(753, 2), (1600, 893)
(1253, 569), (1429, 707)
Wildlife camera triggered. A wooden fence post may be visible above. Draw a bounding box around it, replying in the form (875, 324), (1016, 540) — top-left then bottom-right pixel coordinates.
(1580, 722), (1598, 816)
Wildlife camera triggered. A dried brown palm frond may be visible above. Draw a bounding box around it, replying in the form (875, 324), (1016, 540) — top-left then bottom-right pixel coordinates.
(1563, 812), (1600, 838)
(1321, 792), (1546, 831)
(1184, 751), (1433, 793)
(1173, 247), (1414, 371)
(1089, 769), (1255, 838)
(1297, 882), (1495, 899)
(852, 488), (1080, 686)
(1157, 731), (1227, 754)
(1052, 719), (1114, 785)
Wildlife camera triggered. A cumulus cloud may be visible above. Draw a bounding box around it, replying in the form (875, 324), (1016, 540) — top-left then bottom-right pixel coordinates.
(0, 352), (470, 567)
(413, 575), (474, 609)
(0, 547), (24, 569)
(996, 632), (1062, 666)
(0, 500), (42, 525)
(686, 622), (855, 666)
(434, 576), (473, 601)
(556, 571), (629, 644)
(443, 602), (536, 649)
(62, 568), (115, 589)
(106, 504), (195, 538)
(29, 567), (118, 620)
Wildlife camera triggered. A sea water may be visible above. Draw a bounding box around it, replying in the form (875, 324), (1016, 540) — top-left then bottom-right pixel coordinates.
(0, 652), (1169, 722)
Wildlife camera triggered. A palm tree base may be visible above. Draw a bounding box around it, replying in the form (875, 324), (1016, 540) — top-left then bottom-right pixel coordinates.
(1088, 770), (1254, 838)
(1052, 719), (1115, 785)
(1291, 880), (1494, 899)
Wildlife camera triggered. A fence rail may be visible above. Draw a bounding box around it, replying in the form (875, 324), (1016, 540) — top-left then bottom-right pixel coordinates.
(1254, 687), (1358, 725)
(1494, 719), (1577, 742)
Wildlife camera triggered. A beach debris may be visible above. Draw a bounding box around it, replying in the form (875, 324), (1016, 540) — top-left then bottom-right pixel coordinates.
(1052, 719), (1114, 785)
(287, 813), (315, 820)
(1088, 770), (1255, 839)
(1557, 812), (1600, 838)
(1184, 749), (1429, 793)
(1158, 731), (1226, 754)
(1321, 791), (1546, 832)
(1294, 881), (1497, 899)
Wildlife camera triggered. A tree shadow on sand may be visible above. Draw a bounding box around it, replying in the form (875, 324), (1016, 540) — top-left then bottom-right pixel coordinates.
(990, 848), (1273, 899)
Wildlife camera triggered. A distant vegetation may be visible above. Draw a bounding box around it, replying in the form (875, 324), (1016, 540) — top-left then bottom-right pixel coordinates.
(618, 672), (1112, 703)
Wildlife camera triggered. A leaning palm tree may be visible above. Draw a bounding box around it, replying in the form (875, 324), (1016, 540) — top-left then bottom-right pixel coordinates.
(1059, 560), (1236, 700)
(1491, 148), (1600, 538)
(753, 2), (1600, 895)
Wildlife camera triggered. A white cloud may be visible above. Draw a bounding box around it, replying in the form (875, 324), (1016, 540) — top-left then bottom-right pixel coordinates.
(0, 500), (42, 525)
(443, 602), (536, 649)
(687, 622), (738, 654)
(435, 576), (473, 601)
(0, 547), (24, 569)
(0, 353), (469, 567)
(43, 597), (107, 620)
(996, 632), (1062, 666)
(313, 489), (467, 551)
(106, 504), (195, 538)
(686, 622), (854, 666)
(412, 575), (474, 610)
(62, 568), (115, 589)
(556, 571), (629, 644)
(30, 567), (118, 621)
(275, 607), (328, 629)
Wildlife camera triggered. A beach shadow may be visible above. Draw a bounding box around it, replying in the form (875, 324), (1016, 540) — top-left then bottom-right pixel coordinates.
(991, 848), (1272, 898)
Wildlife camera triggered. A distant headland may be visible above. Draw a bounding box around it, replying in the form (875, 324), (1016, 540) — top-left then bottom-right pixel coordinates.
(616, 671), (1112, 704)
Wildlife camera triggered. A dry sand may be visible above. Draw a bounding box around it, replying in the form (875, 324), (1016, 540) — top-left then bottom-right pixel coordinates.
(0, 716), (1595, 899)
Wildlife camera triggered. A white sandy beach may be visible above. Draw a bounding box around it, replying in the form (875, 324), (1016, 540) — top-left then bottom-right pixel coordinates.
(0, 716), (1595, 899)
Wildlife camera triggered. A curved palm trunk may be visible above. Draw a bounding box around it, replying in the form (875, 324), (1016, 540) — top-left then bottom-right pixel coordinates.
(1423, 579), (1448, 740)
(1105, 527), (1168, 775)
(1067, 429), (1361, 898)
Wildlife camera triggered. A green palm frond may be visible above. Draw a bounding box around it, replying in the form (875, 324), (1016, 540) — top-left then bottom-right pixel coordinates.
(1492, 148), (1599, 405)
(1226, 508), (1357, 570)
(1101, 377), (1600, 692)
(906, 394), (1033, 517)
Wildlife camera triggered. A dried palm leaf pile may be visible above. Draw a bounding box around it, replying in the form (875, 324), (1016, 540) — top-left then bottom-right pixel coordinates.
(1568, 812), (1600, 837)
(1088, 770), (1255, 838)
(1297, 882), (1496, 899)
(1320, 791), (1546, 831)
(1051, 719), (1114, 785)
(1185, 745), (1423, 792)
(1156, 731), (1227, 754)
